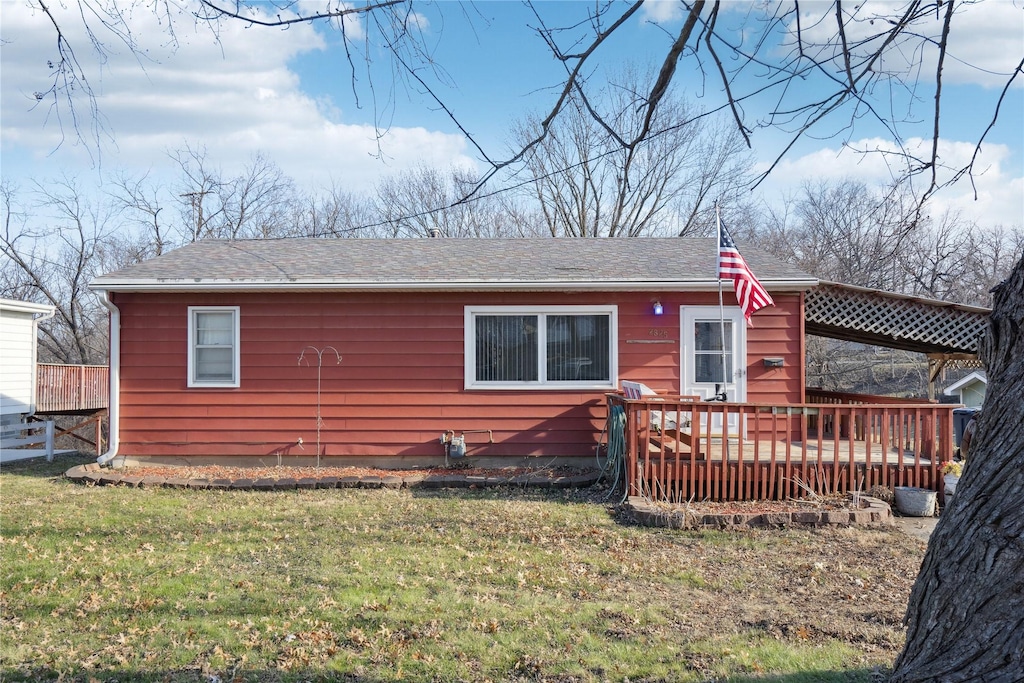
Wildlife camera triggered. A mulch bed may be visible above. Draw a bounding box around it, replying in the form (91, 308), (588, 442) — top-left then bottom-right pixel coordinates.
(64, 462), (602, 491)
(65, 462), (893, 529)
(121, 464), (568, 482)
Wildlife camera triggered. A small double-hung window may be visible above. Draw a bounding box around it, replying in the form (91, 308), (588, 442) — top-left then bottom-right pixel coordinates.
(188, 306), (240, 387)
(465, 306), (617, 389)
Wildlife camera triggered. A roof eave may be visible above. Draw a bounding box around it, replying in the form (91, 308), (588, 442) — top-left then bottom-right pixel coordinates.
(90, 277), (819, 293)
(0, 299), (57, 315)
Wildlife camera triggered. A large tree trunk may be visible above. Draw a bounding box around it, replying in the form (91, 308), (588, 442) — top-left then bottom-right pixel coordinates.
(891, 258), (1024, 681)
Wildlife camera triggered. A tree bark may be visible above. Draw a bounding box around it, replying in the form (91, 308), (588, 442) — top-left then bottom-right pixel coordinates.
(891, 257), (1024, 681)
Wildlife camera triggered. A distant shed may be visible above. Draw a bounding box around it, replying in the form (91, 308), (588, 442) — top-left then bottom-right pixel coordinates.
(1, 299), (57, 462)
(943, 371), (987, 408)
(1, 298), (55, 421)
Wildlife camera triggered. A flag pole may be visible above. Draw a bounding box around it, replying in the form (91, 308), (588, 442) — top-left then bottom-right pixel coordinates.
(716, 206), (730, 455)
(716, 206), (728, 402)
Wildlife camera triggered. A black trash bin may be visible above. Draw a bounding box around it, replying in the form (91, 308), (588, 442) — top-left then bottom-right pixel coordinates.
(953, 407), (980, 448)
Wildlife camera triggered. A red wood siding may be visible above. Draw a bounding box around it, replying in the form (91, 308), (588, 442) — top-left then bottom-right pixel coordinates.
(745, 296), (803, 404)
(112, 290), (804, 462)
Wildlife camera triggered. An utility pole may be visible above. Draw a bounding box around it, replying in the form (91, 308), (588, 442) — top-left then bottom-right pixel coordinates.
(180, 191), (208, 241)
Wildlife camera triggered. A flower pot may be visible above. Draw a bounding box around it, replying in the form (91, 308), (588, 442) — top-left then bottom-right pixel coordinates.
(894, 486), (937, 517)
(944, 474), (960, 496)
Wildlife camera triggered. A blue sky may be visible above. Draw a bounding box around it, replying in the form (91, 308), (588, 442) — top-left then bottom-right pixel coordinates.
(2, 1), (1022, 229)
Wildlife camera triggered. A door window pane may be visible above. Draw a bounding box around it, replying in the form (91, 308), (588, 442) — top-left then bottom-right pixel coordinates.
(694, 320), (732, 383)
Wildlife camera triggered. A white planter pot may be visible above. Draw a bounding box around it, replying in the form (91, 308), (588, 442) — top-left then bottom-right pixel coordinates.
(944, 474), (960, 496)
(894, 487), (937, 517)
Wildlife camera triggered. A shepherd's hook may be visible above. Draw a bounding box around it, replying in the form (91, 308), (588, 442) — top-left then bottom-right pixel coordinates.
(297, 346), (342, 468)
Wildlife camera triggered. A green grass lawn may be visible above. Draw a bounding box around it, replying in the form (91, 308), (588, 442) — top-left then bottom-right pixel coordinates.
(1, 454), (925, 682)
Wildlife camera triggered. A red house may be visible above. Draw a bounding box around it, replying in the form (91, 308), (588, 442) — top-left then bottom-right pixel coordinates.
(90, 237), (819, 471)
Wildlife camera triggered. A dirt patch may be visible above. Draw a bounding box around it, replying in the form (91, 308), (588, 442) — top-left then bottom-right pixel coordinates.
(69, 462), (603, 491)
(120, 463), (565, 482)
(103, 464), (889, 529)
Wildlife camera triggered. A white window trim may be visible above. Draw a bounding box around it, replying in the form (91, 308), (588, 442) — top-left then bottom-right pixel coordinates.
(187, 306), (240, 388)
(464, 305), (618, 390)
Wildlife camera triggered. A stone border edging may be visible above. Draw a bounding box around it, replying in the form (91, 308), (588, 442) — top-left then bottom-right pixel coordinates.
(64, 463), (601, 491)
(62, 465), (895, 529)
(624, 495), (893, 529)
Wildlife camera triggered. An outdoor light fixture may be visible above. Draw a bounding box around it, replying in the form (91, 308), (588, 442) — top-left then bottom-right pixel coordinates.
(764, 357), (785, 368)
(652, 301), (664, 316)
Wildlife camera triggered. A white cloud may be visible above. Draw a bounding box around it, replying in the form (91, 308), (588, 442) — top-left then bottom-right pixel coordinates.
(640, 0), (1023, 87)
(404, 11), (430, 32)
(755, 137), (1024, 228)
(0, 0), (475, 193)
(930, 1), (1023, 88)
(641, 0), (684, 23)
(787, 1), (1022, 89)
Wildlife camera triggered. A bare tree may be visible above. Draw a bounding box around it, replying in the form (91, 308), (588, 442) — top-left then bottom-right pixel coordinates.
(219, 153), (297, 239)
(373, 166), (536, 238)
(959, 224), (1024, 307)
(754, 180), (1021, 308)
(751, 180), (903, 289)
(749, 180), (1020, 398)
(0, 178), (109, 364)
(170, 145), (297, 241)
(515, 77), (752, 238)
(291, 184), (377, 238)
(898, 209), (976, 303)
(171, 145), (226, 243)
(108, 170), (171, 258)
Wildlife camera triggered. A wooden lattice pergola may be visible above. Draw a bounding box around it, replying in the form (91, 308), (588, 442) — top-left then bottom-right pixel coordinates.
(804, 282), (990, 398)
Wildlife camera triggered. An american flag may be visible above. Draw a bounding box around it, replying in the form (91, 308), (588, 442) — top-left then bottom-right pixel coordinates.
(718, 220), (774, 324)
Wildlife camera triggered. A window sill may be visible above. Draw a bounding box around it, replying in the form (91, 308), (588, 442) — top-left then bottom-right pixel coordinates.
(465, 383), (616, 391)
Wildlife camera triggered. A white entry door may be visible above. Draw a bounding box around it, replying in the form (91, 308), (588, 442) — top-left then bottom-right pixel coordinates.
(680, 306), (746, 434)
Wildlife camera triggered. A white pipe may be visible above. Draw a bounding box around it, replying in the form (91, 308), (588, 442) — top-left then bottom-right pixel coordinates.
(27, 306), (56, 419)
(95, 290), (121, 466)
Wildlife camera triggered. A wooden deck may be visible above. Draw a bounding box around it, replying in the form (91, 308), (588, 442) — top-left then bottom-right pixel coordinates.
(610, 393), (953, 502)
(36, 364), (108, 414)
(32, 364), (109, 456)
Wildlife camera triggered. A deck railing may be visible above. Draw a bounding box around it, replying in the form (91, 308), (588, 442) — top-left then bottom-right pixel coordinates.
(806, 388), (935, 405)
(36, 364), (109, 413)
(608, 393), (954, 503)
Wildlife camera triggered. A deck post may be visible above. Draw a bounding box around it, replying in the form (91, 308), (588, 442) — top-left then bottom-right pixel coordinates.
(45, 420), (55, 461)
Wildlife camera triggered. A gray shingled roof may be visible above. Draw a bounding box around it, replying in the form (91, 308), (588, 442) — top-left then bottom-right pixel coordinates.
(90, 238), (817, 291)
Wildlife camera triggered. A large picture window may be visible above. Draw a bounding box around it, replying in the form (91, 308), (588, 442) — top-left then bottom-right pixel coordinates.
(187, 306), (240, 388)
(465, 306), (617, 389)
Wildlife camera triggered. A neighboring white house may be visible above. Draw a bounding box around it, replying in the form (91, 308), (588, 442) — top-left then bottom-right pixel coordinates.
(1, 298), (56, 461)
(943, 370), (987, 408)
